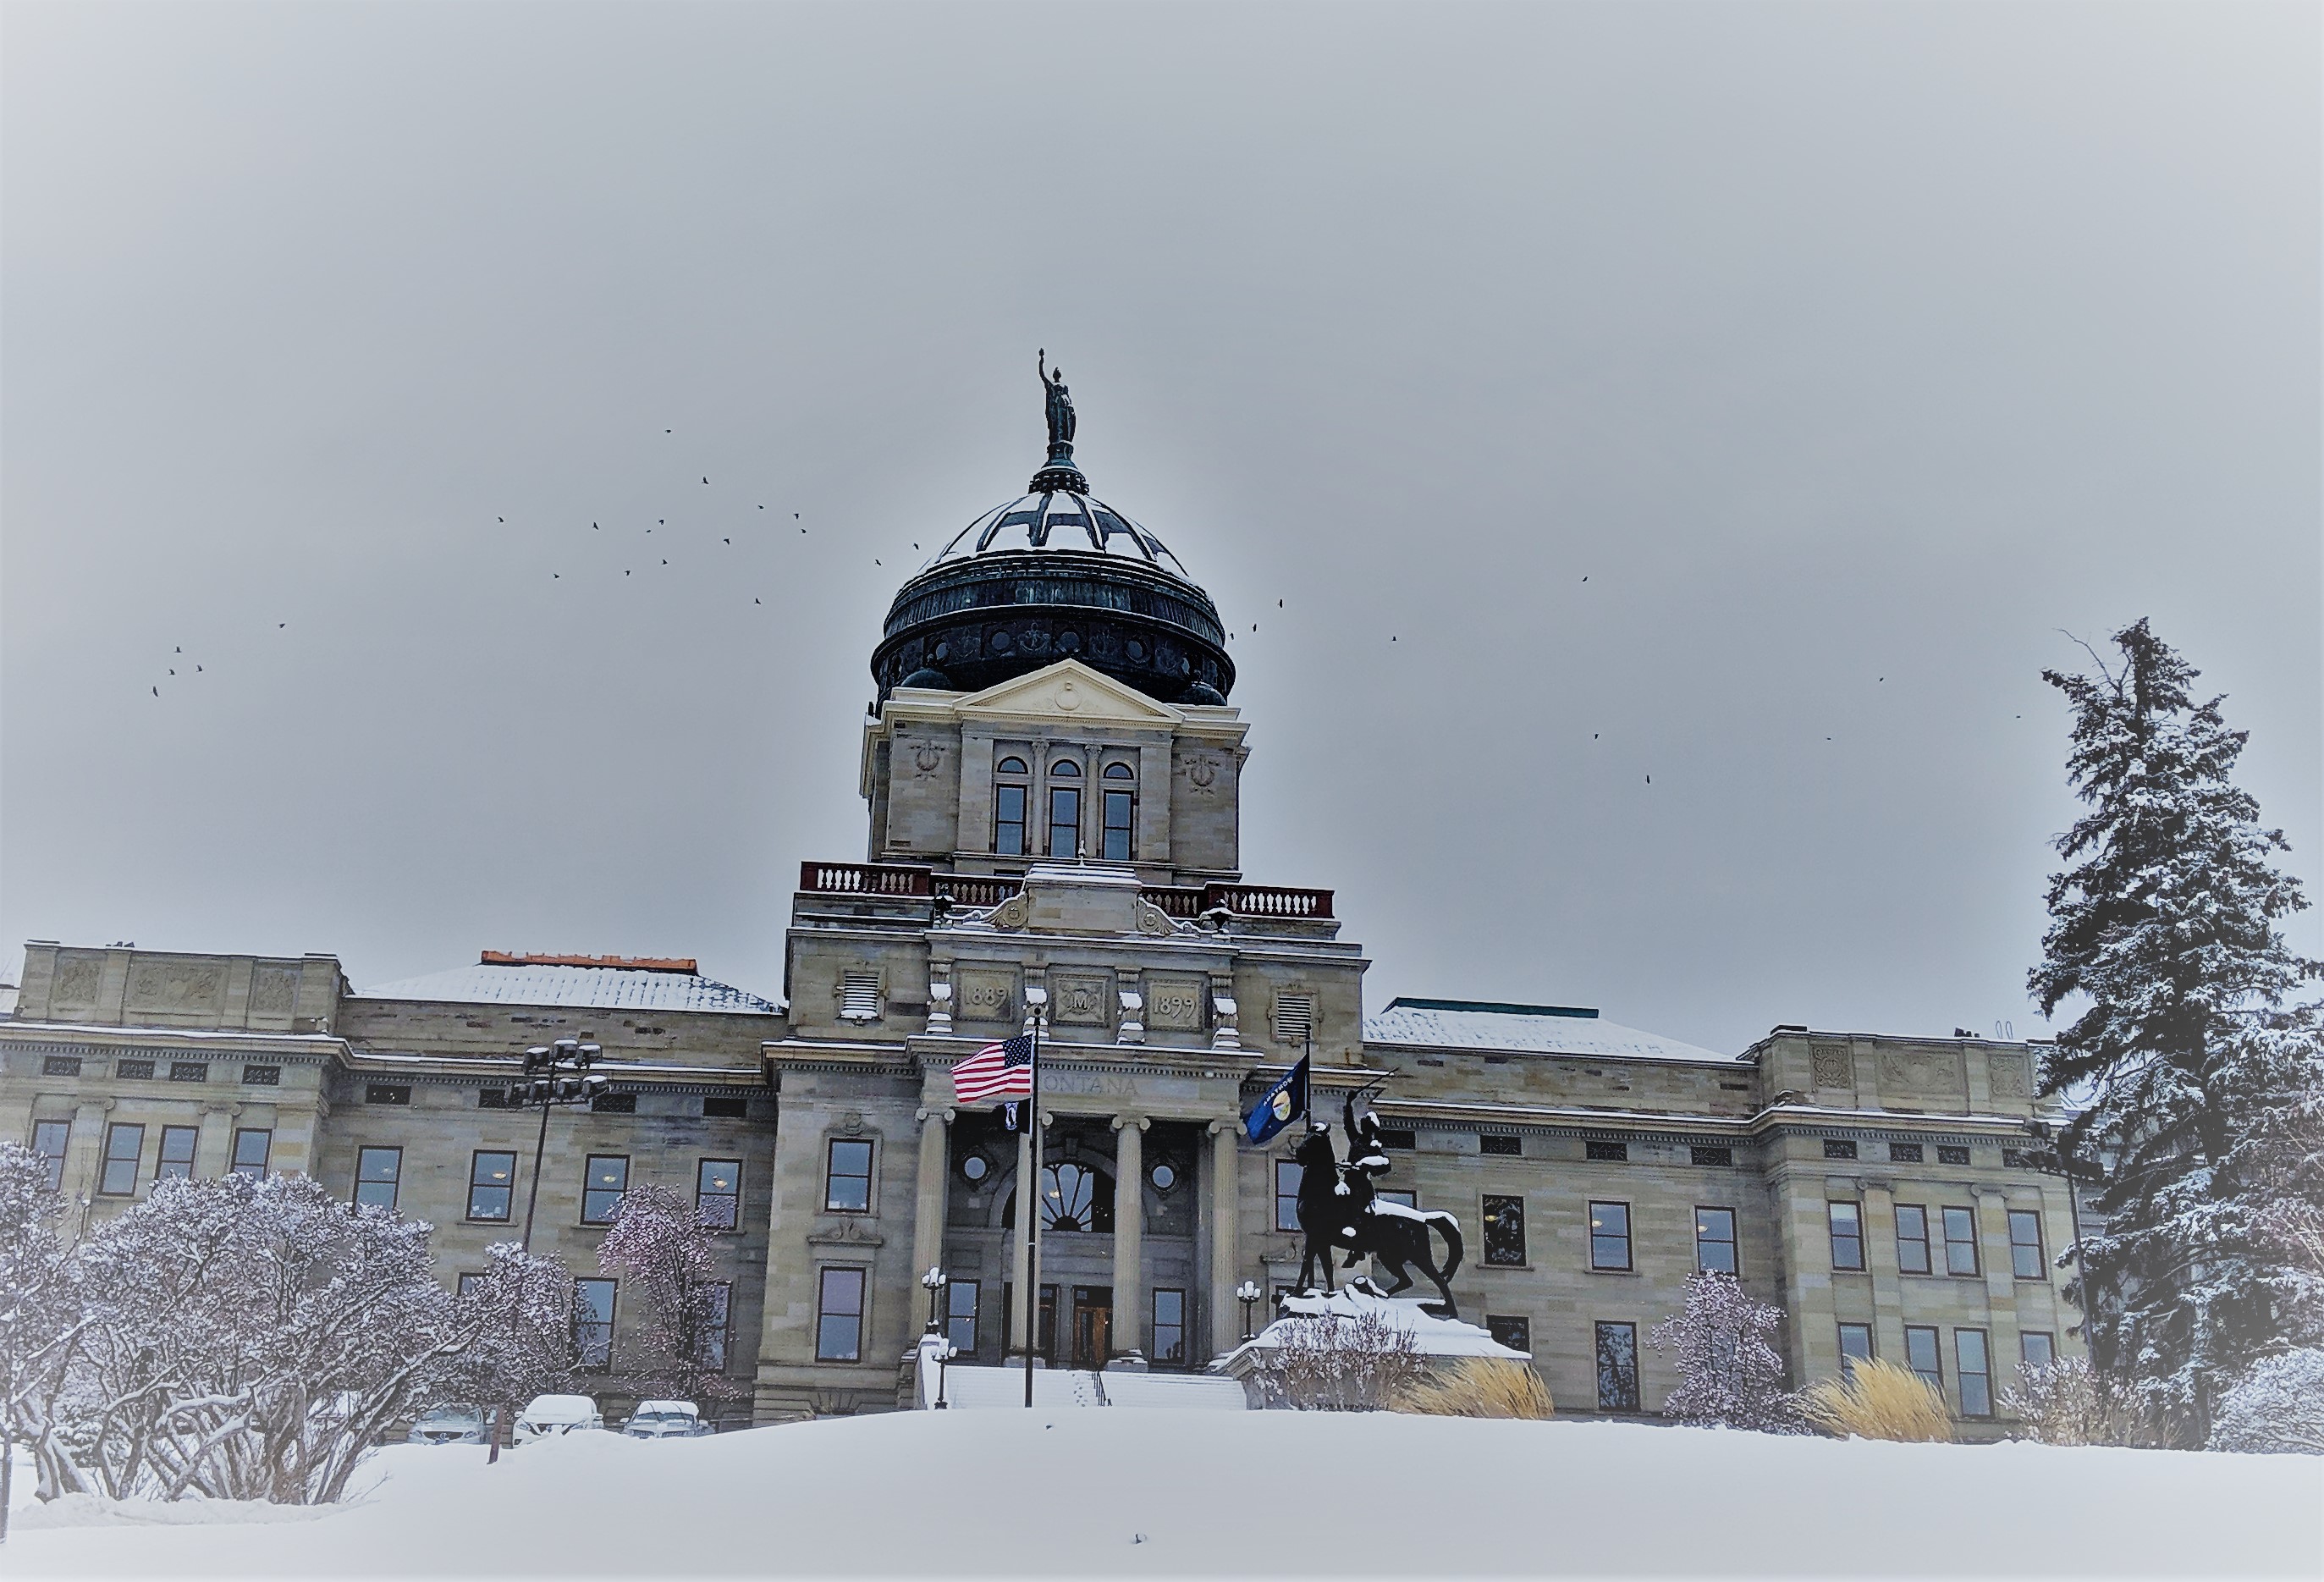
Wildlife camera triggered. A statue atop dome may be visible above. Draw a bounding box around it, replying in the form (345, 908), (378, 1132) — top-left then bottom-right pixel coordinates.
(1030, 349), (1088, 493)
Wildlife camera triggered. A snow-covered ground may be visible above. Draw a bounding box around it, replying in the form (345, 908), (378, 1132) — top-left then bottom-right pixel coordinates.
(4, 1412), (2316, 1578)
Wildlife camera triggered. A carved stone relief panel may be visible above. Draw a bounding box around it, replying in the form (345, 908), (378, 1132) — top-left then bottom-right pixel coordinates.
(1143, 973), (1208, 1033)
(126, 960), (226, 1014)
(1880, 1047), (1967, 1095)
(1049, 971), (1114, 1027)
(249, 965), (299, 1017)
(955, 967), (1018, 1023)
(1987, 1053), (2031, 1099)
(1809, 1045), (1854, 1089)
(51, 955), (103, 1011)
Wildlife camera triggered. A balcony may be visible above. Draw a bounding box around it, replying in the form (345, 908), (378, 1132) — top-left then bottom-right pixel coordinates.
(796, 863), (1332, 920)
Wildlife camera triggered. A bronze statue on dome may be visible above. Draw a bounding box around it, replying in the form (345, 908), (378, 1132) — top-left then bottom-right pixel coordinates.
(1038, 349), (1077, 454)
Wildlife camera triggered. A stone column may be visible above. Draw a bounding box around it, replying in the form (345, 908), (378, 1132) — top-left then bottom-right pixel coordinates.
(911, 1107), (952, 1286)
(1011, 1120), (1034, 1358)
(1207, 1120), (1239, 1363)
(1111, 1116), (1146, 1359)
(194, 1105), (240, 1178)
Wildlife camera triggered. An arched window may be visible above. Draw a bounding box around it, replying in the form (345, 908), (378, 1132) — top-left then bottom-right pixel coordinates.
(994, 756), (1030, 856)
(1002, 1162), (1115, 1233)
(1102, 772), (1134, 861)
(1103, 762), (1135, 780)
(1048, 758), (1080, 777)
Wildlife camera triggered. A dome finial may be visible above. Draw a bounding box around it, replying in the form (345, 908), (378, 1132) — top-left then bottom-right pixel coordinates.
(1031, 349), (1088, 493)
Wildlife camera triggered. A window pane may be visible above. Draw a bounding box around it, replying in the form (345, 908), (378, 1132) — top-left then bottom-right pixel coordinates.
(355, 1146), (401, 1210)
(1905, 1326), (1942, 1390)
(705, 1282), (731, 1370)
(2008, 1210), (2045, 1280)
(1589, 1201), (1631, 1270)
(1838, 1323), (1874, 1375)
(583, 1155), (629, 1223)
(1695, 1207), (1737, 1274)
(1942, 1207), (1980, 1275)
(1828, 1201), (1864, 1271)
(1102, 791), (1133, 861)
(231, 1128), (271, 1178)
(996, 756), (1027, 774)
(1047, 787), (1080, 857)
(1956, 1330), (1991, 1416)
(1483, 1195), (1526, 1266)
(1048, 758), (1079, 777)
(1103, 762), (1134, 780)
(1153, 1287), (1185, 1364)
(101, 1123), (144, 1196)
(697, 1157), (742, 1229)
(1486, 1315), (1531, 1354)
(994, 784), (1026, 855)
(1896, 1205), (1930, 1275)
(1275, 1160), (1301, 1232)
(32, 1121), (70, 1190)
(575, 1278), (616, 1368)
(818, 1268), (866, 1361)
(155, 1125), (199, 1179)
(1594, 1321), (1639, 1411)
(826, 1139), (873, 1211)
(948, 1280), (980, 1357)
(470, 1150), (515, 1221)
(2020, 1331), (2055, 1371)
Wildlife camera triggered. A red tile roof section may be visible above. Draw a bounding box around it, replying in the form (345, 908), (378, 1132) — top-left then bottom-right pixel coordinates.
(478, 951), (699, 974)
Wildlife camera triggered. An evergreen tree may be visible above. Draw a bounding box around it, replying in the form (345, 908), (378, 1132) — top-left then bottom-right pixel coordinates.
(2029, 619), (2324, 1440)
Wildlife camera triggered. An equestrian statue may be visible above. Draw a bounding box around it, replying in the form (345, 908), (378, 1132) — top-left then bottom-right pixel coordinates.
(1291, 1084), (1465, 1316)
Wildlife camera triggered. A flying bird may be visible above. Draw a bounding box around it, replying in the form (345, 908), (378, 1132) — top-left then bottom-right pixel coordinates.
(1646, 774), (1652, 784)
(593, 522), (600, 530)
(702, 477), (709, 485)
(1582, 576), (1589, 582)
(151, 686), (158, 697)
(1278, 599), (1283, 608)
(168, 669), (174, 675)
(754, 598), (761, 604)
(174, 647), (181, 653)
(278, 623), (285, 629)
(498, 517), (504, 523)
(724, 537), (730, 544)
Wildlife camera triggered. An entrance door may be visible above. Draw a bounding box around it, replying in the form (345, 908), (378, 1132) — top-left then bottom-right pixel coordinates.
(1071, 1285), (1112, 1370)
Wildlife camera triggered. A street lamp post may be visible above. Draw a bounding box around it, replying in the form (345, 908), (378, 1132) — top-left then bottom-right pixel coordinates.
(920, 1265), (949, 1334)
(935, 1341), (957, 1410)
(1236, 1279), (1264, 1342)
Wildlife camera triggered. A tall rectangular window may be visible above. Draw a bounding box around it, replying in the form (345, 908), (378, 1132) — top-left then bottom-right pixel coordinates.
(1483, 1195), (1527, 1266)
(1956, 1329), (1992, 1416)
(824, 1139), (873, 1212)
(1828, 1200), (1864, 1271)
(1152, 1287), (1185, 1365)
(1046, 786), (1081, 857)
(1694, 1206), (1738, 1274)
(1589, 1202), (1632, 1271)
(229, 1128), (271, 1180)
(1594, 1321), (1639, 1411)
(1895, 1204), (1931, 1275)
(2020, 1331), (2056, 1372)
(100, 1123), (145, 1196)
(1941, 1206), (1980, 1276)
(157, 1126), (199, 1180)
(994, 784), (1027, 857)
(468, 1150), (515, 1221)
(581, 1155), (629, 1224)
(31, 1120), (70, 1191)
(355, 1146), (402, 1210)
(817, 1267), (866, 1361)
(704, 1282), (732, 1370)
(1102, 789), (1134, 861)
(1904, 1325), (1942, 1392)
(697, 1158), (741, 1229)
(2007, 1209), (2046, 1280)
(1486, 1315), (1531, 1354)
(574, 1277), (616, 1368)
(1837, 1322), (1875, 1377)
(947, 1278), (980, 1358)
(1275, 1160), (1302, 1232)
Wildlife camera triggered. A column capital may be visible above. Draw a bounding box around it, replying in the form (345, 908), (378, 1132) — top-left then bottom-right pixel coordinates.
(915, 1106), (956, 1124)
(1110, 1114), (1149, 1133)
(1207, 1117), (1234, 1137)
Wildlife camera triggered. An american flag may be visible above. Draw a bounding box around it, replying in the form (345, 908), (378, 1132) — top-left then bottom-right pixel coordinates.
(950, 1034), (1033, 1105)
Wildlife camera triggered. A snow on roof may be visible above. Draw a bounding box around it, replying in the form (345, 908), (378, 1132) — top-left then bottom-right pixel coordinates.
(356, 959), (780, 1015)
(1364, 996), (1730, 1063)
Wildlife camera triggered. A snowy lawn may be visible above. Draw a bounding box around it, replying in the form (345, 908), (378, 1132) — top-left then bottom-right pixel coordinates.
(4, 1411), (2316, 1578)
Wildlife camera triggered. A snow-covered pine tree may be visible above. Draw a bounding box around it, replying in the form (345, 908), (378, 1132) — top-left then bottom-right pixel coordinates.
(2029, 619), (2324, 1441)
(1647, 1271), (1803, 1431)
(597, 1184), (745, 1414)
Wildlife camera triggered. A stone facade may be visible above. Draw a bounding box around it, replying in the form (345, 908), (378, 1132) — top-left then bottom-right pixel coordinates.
(0, 438), (2084, 1436)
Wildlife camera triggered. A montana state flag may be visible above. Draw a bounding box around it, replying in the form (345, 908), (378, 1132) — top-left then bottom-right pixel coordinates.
(1244, 1055), (1311, 1145)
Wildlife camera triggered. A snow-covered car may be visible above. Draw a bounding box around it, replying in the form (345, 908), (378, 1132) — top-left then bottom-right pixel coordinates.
(406, 1403), (488, 1446)
(512, 1394), (603, 1443)
(621, 1400), (710, 1438)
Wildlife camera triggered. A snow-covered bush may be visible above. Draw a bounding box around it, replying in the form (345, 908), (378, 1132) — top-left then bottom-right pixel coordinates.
(597, 1184), (744, 1413)
(443, 1240), (581, 1432)
(2001, 1356), (2168, 1447)
(2207, 1349), (2324, 1455)
(1800, 1359), (1952, 1443)
(1251, 1311), (1423, 1411)
(1648, 1271), (1804, 1432)
(0, 1142), (94, 1531)
(1393, 1358), (1554, 1419)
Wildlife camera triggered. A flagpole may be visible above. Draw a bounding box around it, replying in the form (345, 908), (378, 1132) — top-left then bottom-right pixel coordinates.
(1024, 999), (1043, 1408)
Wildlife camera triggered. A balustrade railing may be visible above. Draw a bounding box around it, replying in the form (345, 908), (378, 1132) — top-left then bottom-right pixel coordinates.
(1202, 883), (1334, 919)
(797, 862), (932, 897)
(932, 874), (1022, 907)
(794, 865), (1333, 920)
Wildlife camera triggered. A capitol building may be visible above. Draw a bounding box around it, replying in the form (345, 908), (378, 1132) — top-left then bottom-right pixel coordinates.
(0, 385), (2082, 1430)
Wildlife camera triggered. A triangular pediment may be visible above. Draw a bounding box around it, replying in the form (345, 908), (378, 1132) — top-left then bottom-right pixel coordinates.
(955, 659), (1184, 725)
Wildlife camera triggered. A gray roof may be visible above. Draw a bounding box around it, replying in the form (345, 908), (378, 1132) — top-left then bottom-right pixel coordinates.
(356, 962), (780, 1015)
(927, 488), (1189, 576)
(1363, 997), (1729, 1063)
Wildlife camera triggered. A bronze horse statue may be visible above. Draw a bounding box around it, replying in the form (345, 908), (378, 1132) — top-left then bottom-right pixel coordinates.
(1291, 1097), (1464, 1316)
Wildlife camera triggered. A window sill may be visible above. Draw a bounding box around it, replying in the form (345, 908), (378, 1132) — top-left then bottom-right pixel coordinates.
(1482, 1262), (1534, 1272)
(1587, 1265), (1638, 1276)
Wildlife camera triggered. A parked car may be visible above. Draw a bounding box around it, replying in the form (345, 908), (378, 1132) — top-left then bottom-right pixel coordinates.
(621, 1399), (710, 1438)
(512, 1394), (603, 1443)
(406, 1403), (488, 1446)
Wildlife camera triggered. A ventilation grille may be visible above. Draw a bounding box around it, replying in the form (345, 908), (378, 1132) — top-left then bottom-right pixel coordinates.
(1585, 1138), (1628, 1162)
(1271, 994), (1314, 1047)
(839, 972), (881, 1023)
(366, 1083), (412, 1106)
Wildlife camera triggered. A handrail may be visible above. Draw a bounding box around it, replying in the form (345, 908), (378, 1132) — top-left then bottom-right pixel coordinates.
(795, 865), (1334, 919)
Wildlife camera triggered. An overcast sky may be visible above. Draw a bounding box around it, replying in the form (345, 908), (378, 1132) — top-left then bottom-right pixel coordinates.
(4, 1), (2317, 1056)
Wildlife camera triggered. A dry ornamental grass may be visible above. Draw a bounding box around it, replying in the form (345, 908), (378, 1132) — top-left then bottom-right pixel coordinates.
(1799, 1359), (1954, 1442)
(1395, 1358), (1556, 1419)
